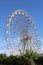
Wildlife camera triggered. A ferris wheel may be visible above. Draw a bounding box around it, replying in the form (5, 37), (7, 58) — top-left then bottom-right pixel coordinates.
(5, 10), (41, 55)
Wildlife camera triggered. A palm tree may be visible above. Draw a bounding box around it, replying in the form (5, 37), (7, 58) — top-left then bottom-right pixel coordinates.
(19, 49), (39, 65)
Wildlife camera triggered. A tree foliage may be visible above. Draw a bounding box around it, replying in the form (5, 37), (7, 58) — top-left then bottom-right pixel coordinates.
(0, 50), (43, 65)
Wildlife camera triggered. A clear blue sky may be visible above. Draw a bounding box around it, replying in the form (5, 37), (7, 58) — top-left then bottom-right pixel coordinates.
(0, 0), (43, 53)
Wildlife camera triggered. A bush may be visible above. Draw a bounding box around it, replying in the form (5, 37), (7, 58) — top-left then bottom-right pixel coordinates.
(0, 50), (43, 65)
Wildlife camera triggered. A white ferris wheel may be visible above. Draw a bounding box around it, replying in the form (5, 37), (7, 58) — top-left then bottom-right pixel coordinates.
(5, 10), (41, 55)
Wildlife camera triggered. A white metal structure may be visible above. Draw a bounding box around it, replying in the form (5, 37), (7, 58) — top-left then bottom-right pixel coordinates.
(5, 10), (41, 55)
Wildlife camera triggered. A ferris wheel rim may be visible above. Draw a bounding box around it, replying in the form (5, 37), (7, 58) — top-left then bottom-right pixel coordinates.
(5, 10), (41, 55)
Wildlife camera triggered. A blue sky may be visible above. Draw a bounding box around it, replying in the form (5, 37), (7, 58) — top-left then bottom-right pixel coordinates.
(0, 0), (43, 54)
